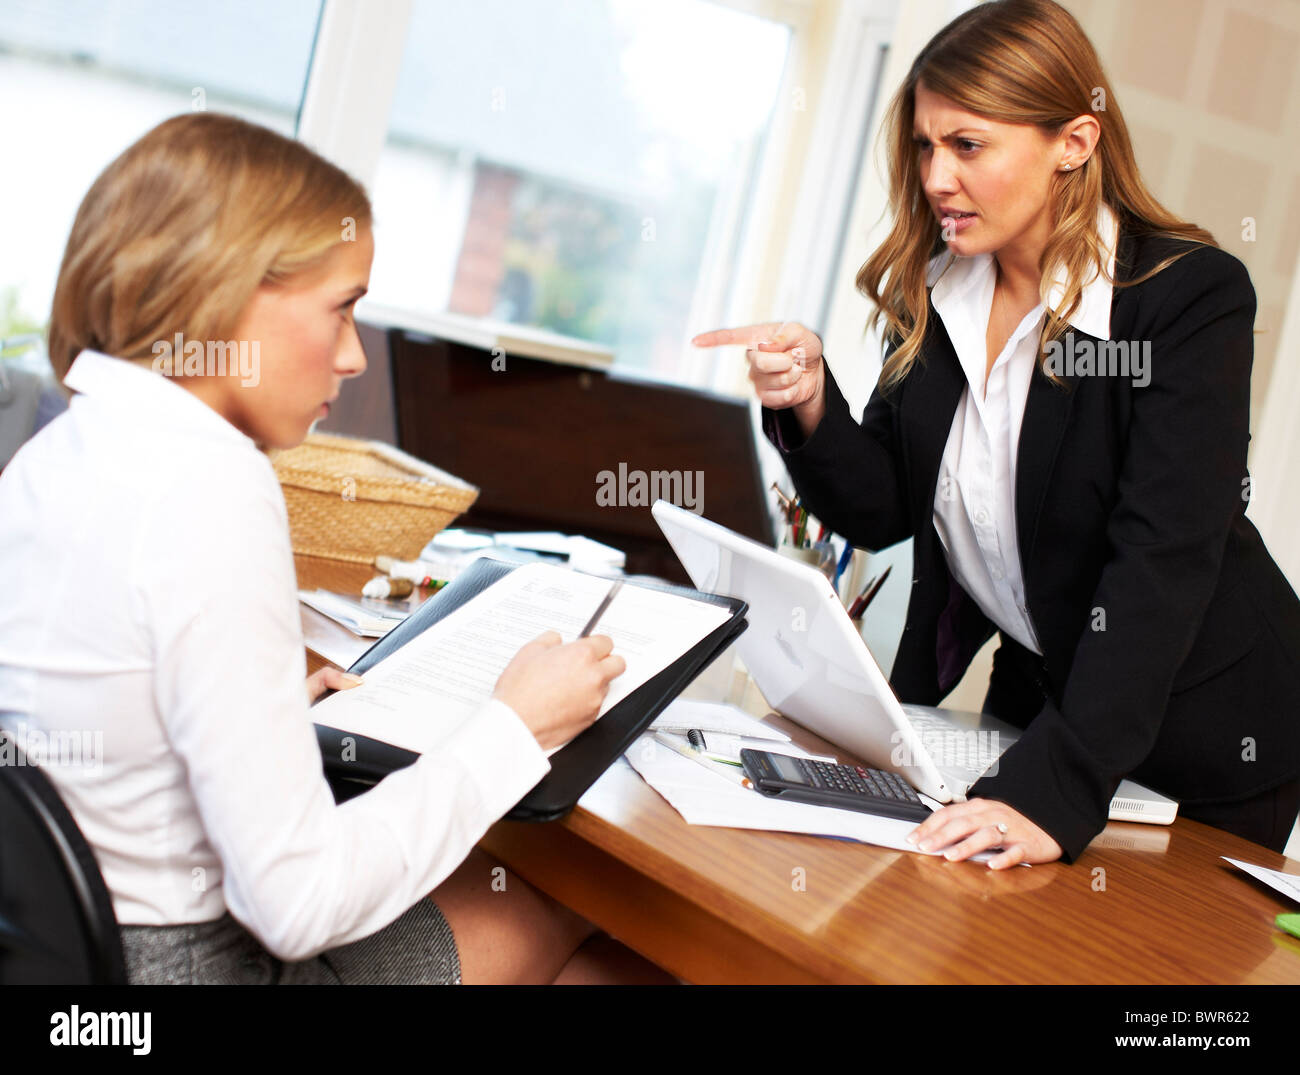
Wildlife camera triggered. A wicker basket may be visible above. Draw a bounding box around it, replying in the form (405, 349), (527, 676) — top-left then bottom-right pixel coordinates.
(269, 433), (479, 564)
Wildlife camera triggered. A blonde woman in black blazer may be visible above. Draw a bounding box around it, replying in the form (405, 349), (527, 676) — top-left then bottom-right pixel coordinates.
(696, 0), (1300, 866)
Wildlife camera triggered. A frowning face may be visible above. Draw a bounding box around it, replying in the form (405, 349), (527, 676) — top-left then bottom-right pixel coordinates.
(912, 81), (1077, 265)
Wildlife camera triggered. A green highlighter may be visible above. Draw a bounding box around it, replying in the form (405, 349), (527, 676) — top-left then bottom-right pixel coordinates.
(1277, 914), (1300, 940)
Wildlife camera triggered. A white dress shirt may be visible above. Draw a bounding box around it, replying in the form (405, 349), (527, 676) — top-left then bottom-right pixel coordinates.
(0, 350), (550, 961)
(929, 204), (1118, 655)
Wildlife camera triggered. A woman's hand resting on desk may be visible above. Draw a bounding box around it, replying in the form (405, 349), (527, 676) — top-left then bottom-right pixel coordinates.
(493, 632), (627, 752)
(907, 798), (1063, 869)
(691, 321), (827, 437)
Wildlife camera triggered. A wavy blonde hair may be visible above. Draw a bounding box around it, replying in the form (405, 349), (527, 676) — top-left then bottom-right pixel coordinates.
(48, 112), (371, 380)
(858, 0), (1216, 393)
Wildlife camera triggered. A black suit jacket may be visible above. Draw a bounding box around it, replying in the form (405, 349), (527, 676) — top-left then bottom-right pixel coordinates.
(764, 228), (1300, 861)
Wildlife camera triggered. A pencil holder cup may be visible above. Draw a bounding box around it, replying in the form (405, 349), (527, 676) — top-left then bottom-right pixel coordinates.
(778, 539), (836, 580)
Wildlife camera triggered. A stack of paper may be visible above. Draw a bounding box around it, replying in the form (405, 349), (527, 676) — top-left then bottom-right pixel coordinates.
(298, 589), (410, 638)
(624, 700), (939, 853)
(310, 562), (731, 758)
(422, 529), (626, 573)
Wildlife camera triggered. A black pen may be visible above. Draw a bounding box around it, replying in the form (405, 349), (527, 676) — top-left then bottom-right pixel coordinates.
(579, 580), (622, 637)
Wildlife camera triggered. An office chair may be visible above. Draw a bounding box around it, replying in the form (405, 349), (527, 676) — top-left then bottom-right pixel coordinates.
(0, 732), (127, 984)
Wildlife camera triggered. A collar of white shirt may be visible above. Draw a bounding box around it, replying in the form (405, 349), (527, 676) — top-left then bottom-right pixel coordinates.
(925, 202), (1119, 345)
(63, 349), (256, 450)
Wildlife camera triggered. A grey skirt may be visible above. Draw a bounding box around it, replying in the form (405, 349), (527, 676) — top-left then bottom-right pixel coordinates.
(119, 898), (461, 985)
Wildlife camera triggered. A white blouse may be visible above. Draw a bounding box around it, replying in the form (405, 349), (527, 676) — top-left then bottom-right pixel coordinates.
(929, 204), (1118, 655)
(0, 350), (549, 961)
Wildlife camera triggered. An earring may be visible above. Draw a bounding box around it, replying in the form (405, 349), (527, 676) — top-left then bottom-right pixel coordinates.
(1062, 163), (1072, 170)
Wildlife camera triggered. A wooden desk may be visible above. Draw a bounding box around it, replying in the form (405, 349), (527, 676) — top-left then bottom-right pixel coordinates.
(298, 555), (1300, 985)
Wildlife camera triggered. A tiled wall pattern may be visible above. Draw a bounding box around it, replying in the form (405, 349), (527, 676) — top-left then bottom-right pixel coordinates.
(1062, 0), (1300, 430)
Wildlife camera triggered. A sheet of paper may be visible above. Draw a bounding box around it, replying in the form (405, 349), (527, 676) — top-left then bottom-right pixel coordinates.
(1223, 857), (1300, 904)
(311, 562), (731, 757)
(298, 589), (408, 637)
(650, 699), (792, 741)
(622, 732), (1020, 865)
(624, 731), (933, 850)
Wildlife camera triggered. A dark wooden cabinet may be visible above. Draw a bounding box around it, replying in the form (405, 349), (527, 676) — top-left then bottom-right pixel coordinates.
(385, 330), (772, 582)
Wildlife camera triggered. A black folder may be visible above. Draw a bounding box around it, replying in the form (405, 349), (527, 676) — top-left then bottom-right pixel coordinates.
(313, 556), (747, 821)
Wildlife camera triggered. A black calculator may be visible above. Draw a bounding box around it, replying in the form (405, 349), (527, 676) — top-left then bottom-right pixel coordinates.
(739, 749), (932, 822)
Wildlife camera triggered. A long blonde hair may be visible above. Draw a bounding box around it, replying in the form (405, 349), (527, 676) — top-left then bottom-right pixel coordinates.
(858, 0), (1215, 393)
(48, 112), (371, 380)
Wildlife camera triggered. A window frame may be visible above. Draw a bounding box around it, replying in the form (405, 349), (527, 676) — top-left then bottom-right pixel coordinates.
(297, 0), (896, 391)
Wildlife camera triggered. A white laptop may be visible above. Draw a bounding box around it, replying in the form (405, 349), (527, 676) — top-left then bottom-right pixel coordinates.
(652, 499), (1177, 825)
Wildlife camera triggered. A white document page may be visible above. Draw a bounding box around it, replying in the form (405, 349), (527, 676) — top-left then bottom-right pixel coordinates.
(624, 731), (936, 850)
(621, 733), (1022, 864)
(650, 699), (792, 741)
(311, 562), (732, 756)
(1223, 857), (1300, 904)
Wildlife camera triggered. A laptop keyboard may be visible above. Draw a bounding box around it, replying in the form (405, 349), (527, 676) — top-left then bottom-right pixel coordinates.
(900, 706), (1005, 780)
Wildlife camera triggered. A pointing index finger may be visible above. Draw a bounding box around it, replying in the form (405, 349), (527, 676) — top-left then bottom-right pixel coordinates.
(691, 322), (779, 349)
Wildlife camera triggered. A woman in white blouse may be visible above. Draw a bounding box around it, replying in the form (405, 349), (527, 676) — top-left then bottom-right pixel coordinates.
(0, 111), (671, 984)
(693, 0), (1300, 868)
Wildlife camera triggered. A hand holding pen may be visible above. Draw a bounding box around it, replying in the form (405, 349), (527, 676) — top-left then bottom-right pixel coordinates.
(492, 579), (626, 752)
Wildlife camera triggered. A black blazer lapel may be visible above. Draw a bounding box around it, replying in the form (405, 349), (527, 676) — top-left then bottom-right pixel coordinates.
(903, 309), (967, 527)
(1015, 228), (1139, 602)
(891, 310), (975, 701)
(1014, 361), (1081, 588)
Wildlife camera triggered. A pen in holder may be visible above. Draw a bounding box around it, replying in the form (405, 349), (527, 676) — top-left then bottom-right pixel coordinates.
(778, 538), (836, 581)
(773, 485), (836, 581)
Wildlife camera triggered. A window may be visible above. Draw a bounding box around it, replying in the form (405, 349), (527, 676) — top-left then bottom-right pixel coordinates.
(368, 0), (792, 378)
(0, 0), (322, 339)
